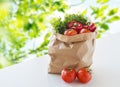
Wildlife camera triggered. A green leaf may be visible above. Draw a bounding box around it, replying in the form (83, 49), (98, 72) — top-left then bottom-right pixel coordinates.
(100, 5), (108, 11)
(58, 8), (65, 12)
(98, 29), (106, 33)
(0, 64), (3, 69)
(81, 9), (88, 15)
(100, 23), (109, 30)
(90, 6), (99, 15)
(108, 8), (119, 16)
(95, 11), (103, 19)
(106, 16), (120, 23)
(53, 1), (61, 5)
(97, 33), (101, 39)
(97, 0), (109, 4)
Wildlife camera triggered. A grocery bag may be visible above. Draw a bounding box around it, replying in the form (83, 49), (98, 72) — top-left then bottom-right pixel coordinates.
(48, 32), (97, 74)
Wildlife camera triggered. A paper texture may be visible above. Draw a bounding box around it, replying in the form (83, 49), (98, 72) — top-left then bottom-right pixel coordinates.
(48, 32), (97, 74)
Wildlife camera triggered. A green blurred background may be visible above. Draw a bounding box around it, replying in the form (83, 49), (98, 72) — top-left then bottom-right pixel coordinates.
(0, 0), (120, 68)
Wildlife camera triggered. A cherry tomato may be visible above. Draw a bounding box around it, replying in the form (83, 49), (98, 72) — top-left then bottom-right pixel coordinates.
(83, 24), (89, 29)
(89, 23), (95, 28)
(89, 23), (96, 32)
(76, 23), (83, 30)
(61, 68), (76, 83)
(70, 22), (82, 33)
(73, 22), (78, 27)
(89, 26), (96, 32)
(77, 68), (92, 83)
(68, 21), (77, 28)
(71, 26), (77, 29)
(64, 29), (77, 36)
(79, 29), (90, 34)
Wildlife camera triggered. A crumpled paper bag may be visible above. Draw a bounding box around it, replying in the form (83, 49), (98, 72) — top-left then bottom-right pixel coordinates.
(48, 32), (97, 74)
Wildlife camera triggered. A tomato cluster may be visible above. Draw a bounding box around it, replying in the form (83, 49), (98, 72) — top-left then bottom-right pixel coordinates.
(61, 68), (92, 83)
(64, 20), (96, 36)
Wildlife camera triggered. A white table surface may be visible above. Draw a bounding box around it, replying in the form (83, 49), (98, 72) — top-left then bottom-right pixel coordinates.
(0, 33), (120, 87)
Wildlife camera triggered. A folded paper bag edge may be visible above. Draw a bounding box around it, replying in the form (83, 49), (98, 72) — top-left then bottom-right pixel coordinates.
(54, 32), (96, 43)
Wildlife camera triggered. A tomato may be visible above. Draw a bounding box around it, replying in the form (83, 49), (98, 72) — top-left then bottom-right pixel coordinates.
(89, 23), (95, 28)
(89, 26), (96, 32)
(83, 24), (89, 29)
(67, 21), (96, 33)
(76, 23), (83, 31)
(80, 29), (90, 34)
(71, 26), (77, 29)
(64, 29), (77, 36)
(68, 21), (77, 28)
(73, 22), (78, 27)
(61, 68), (76, 83)
(89, 23), (96, 32)
(77, 68), (92, 83)
(68, 21), (82, 29)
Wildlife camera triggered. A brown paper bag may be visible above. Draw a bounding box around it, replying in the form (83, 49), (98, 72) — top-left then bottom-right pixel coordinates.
(48, 32), (97, 74)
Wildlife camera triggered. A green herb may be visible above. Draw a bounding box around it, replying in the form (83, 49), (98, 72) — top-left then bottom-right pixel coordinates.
(51, 13), (89, 34)
(51, 18), (67, 34)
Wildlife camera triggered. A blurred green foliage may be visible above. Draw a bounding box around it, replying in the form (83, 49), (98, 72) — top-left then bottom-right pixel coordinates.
(90, 0), (120, 38)
(0, 0), (120, 68)
(0, 0), (68, 68)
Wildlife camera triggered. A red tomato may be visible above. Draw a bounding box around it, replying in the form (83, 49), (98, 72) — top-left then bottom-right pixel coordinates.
(80, 29), (90, 34)
(73, 22), (78, 27)
(77, 68), (92, 83)
(64, 29), (77, 36)
(61, 68), (76, 83)
(69, 22), (83, 33)
(71, 26), (77, 29)
(89, 26), (96, 32)
(68, 21), (77, 28)
(83, 24), (89, 29)
(89, 23), (95, 28)
(89, 23), (96, 32)
(76, 23), (83, 31)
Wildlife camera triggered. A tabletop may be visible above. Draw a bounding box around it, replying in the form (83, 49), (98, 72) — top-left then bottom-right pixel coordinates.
(0, 33), (120, 87)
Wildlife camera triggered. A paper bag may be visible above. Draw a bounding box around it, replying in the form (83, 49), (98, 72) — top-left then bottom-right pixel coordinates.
(48, 32), (96, 74)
